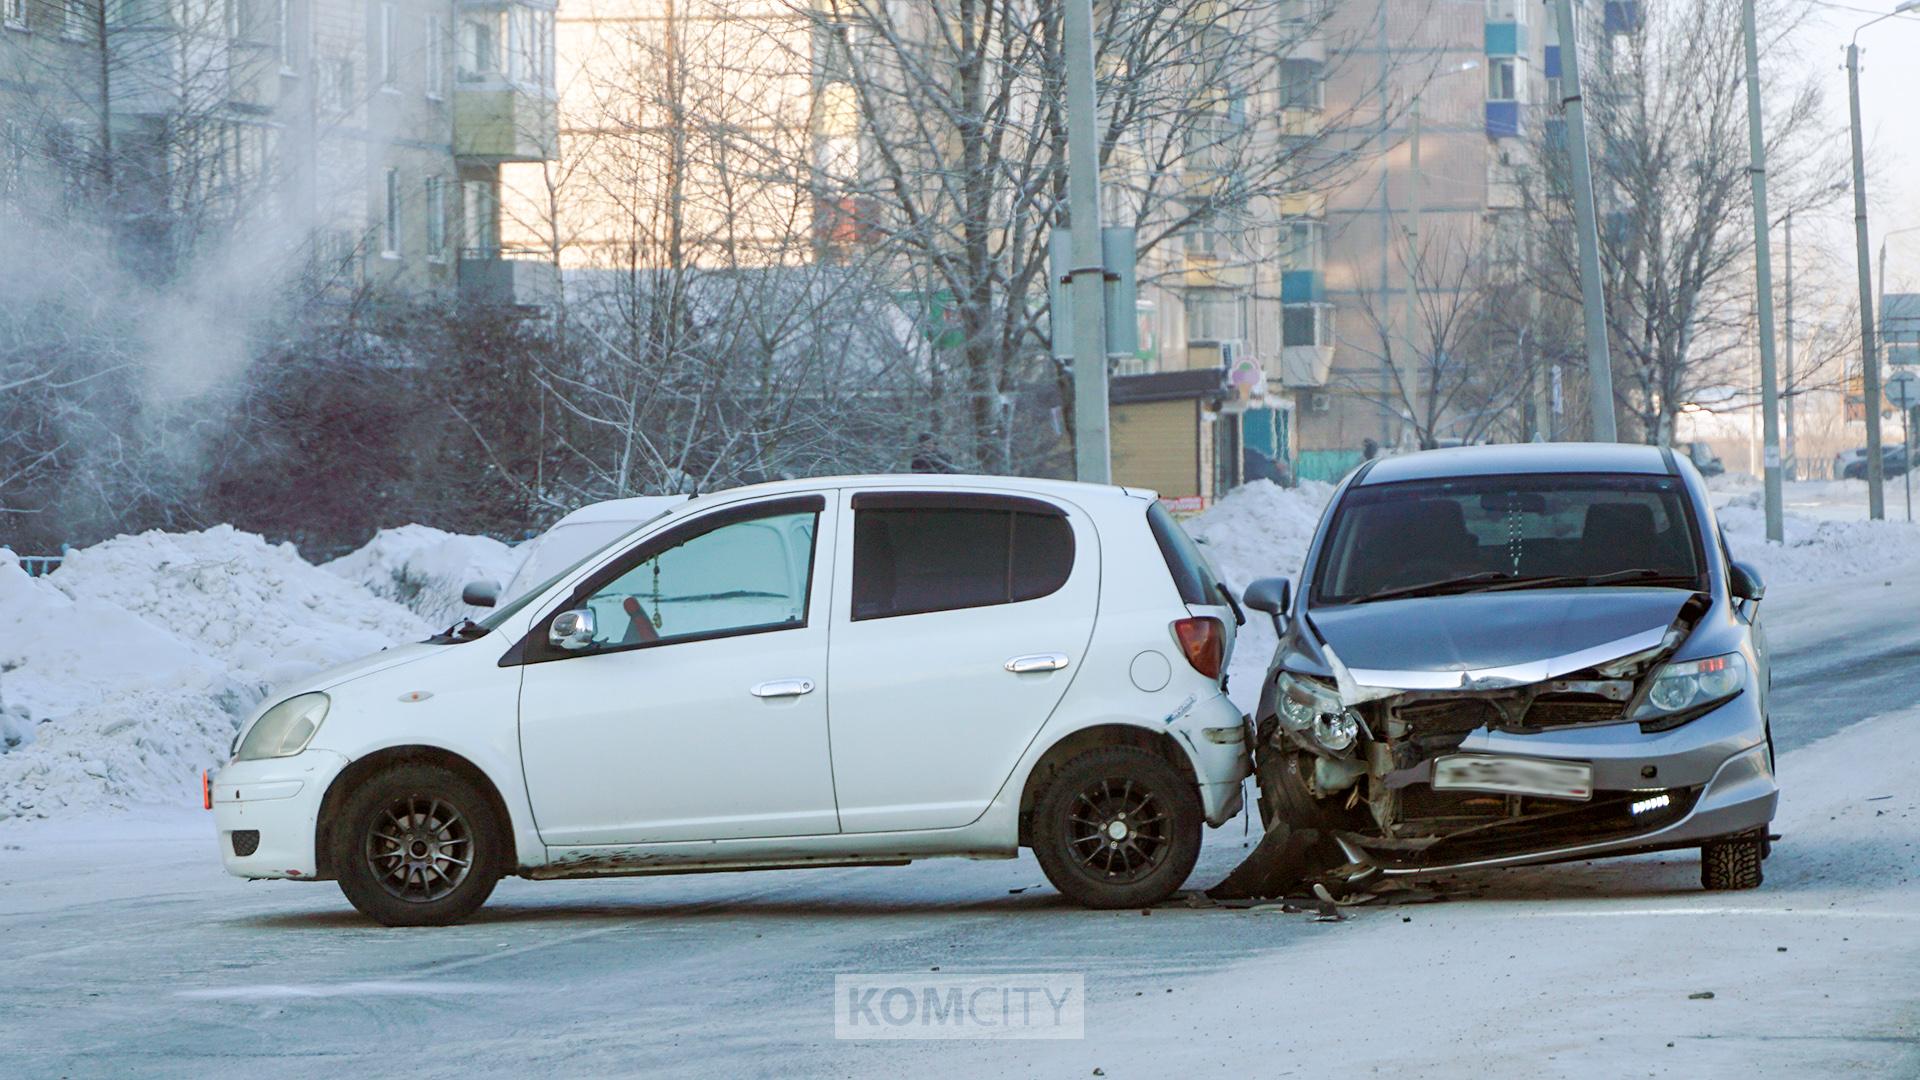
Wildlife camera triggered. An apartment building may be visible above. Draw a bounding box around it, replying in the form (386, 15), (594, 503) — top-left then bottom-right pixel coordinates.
(0, 0), (558, 306)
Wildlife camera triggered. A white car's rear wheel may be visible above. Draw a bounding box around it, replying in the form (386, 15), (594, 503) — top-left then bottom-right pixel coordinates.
(1030, 746), (1202, 909)
(335, 764), (503, 926)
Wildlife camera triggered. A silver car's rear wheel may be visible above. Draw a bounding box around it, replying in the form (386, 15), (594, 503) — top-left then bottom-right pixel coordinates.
(366, 794), (475, 903)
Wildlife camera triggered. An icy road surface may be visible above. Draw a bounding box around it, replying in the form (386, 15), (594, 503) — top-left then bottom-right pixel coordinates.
(2, 567), (1917, 1078)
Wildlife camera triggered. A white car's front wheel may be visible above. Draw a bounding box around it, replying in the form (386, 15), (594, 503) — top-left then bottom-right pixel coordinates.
(334, 764), (505, 926)
(1030, 746), (1203, 909)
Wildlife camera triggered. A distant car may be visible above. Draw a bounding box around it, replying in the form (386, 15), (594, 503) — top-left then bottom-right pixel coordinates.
(211, 476), (1250, 924)
(1838, 444), (1911, 480)
(1677, 441), (1725, 476)
(1240, 443), (1776, 893)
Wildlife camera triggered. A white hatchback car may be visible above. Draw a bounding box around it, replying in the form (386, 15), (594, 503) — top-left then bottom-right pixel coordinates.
(212, 476), (1252, 924)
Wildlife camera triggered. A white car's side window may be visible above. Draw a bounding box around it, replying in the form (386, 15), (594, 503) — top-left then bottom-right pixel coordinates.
(580, 510), (818, 649)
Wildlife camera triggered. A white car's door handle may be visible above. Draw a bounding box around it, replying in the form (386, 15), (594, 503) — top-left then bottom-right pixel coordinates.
(1004, 653), (1070, 674)
(751, 677), (816, 698)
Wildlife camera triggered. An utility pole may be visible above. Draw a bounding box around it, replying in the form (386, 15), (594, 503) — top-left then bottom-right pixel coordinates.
(1063, 0), (1110, 484)
(1407, 96), (1423, 446)
(1848, 37), (1889, 517)
(1783, 212), (1796, 480)
(1550, 0), (1616, 441)
(1742, 0), (1784, 543)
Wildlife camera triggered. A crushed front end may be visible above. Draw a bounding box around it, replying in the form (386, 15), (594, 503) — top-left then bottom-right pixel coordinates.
(1247, 594), (1778, 886)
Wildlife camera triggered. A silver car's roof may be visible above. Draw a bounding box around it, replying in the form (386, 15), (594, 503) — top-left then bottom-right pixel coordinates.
(1356, 442), (1673, 485)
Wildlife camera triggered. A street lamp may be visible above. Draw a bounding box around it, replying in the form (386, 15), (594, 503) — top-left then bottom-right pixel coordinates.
(1845, 0), (1920, 519)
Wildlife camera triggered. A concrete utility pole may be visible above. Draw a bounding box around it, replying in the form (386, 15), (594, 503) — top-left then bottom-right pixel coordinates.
(1847, 43), (1885, 518)
(1784, 212), (1796, 480)
(1549, 0), (1616, 441)
(1843, 0), (1918, 517)
(1742, 0), (1784, 543)
(1063, 0), (1111, 484)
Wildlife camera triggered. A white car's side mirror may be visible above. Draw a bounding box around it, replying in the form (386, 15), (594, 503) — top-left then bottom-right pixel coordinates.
(461, 579), (500, 608)
(548, 608), (597, 651)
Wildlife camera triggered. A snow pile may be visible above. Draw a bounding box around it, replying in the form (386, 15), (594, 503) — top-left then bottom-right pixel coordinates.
(0, 529), (428, 819)
(324, 524), (521, 627)
(1184, 480), (1336, 707)
(1716, 489), (1920, 585)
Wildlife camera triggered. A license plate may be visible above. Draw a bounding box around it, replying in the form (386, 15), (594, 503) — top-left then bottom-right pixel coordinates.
(1431, 754), (1593, 801)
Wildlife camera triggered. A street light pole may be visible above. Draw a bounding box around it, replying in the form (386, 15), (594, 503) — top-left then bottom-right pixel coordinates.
(1741, 0), (1784, 542)
(1783, 212), (1796, 481)
(1550, 0), (1617, 441)
(1844, 1), (1918, 516)
(1063, 0), (1110, 484)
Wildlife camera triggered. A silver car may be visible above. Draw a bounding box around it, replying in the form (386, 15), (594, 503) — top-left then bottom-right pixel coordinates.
(1239, 443), (1777, 891)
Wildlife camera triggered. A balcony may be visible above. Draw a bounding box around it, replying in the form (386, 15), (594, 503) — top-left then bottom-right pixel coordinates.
(1484, 22), (1527, 57)
(458, 248), (558, 309)
(1486, 101), (1523, 139)
(1604, 1), (1642, 35)
(454, 87), (557, 163)
(1280, 269), (1323, 304)
(1280, 302), (1335, 387)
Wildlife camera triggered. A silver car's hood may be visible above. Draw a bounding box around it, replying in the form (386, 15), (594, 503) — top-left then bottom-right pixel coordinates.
(1308, 588), (1693, 691)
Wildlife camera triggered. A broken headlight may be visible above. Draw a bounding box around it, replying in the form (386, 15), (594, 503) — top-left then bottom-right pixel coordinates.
(1630, 653), (1746, 724)
(1276, 672), (1362, 753)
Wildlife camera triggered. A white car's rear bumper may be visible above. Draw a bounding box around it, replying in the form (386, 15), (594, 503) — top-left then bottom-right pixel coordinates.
(211, 750), (347, 880)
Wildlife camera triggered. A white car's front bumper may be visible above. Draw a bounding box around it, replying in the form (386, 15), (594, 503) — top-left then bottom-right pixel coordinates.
(211, 750), (348, 880)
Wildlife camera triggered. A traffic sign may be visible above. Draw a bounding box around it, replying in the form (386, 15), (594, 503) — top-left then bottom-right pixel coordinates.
(1888, 370), (1920, 410)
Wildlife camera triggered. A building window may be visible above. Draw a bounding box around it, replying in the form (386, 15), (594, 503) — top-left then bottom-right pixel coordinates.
(277, 0), (293, 70)
(1187, 290), (1246, 342)
(426, 14), (444, 98)
(1486, 0), (1526, 23)
(509, 5), (552, 88)
(382, 167), (401, 256)
(379, 2), (397, 87)
(1279, 59), (1323, 110)
(4, 0), (27, 29)
(426, 176), (447, 260)
(459, 11), (500, 82)
(1487, 58), (1519, 103)
(1283, 303), (1333, 348)
(463, 177), (497, 255)
(64, 0), (88, 38)
(320, 56), (354, 112)
(1279, 219), (1323, 271)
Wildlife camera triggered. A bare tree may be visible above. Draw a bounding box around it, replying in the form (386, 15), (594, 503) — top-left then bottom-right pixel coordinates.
(1337, 229), (1529, 448)
(1517, 0), (1845, 444)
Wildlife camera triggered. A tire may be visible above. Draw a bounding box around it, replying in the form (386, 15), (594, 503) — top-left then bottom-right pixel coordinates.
(1255, 745), (1340, 833)
(1029, 746), (1203, 910)
(333, 764), (505, 926)
(1701, 835), (1765, 891)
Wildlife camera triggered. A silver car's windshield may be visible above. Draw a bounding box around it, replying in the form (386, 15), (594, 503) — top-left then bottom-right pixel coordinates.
(1312, 472), (1706, 606)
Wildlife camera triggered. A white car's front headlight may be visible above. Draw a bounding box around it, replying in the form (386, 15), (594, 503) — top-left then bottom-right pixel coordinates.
(1631, 653), (1747, 725)
(234, 692), (330, 761)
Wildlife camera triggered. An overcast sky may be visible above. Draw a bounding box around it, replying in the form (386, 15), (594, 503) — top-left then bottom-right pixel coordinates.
(1801, 2), (1920, 299)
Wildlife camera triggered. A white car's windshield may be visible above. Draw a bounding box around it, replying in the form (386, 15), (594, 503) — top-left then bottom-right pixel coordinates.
(1312, 473), (1706, 606)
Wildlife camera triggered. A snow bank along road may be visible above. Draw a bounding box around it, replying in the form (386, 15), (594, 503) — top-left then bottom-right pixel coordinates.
(2, 485), (1918, 1077)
